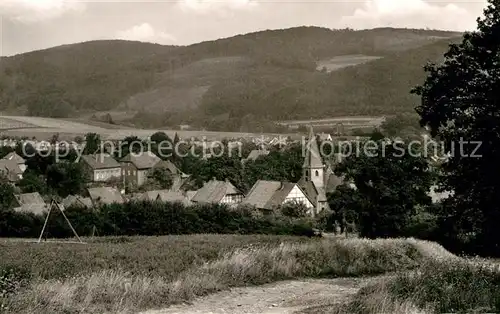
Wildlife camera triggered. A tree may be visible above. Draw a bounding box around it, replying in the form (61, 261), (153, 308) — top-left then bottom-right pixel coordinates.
(146, 167), (174, 190)
(412, 0), (500, 255)
(83, 133), (101, 155)
(46, 162), (86, 197)
(335, 139), (433, 238)
(0, 180), (16, 211)
(18, 170), (46, 194)
(280, 201), (309, 218)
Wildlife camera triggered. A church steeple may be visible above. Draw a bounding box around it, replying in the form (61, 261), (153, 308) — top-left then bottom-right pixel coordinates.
(303, 126), (325, 189)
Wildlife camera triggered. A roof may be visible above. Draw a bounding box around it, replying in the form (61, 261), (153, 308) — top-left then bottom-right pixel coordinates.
(14, 192), (48, 215)
(87, 187), (124, 205)
(242, 180), (298, 210)
(191, 180), (242, 204)
(121, 152), (161, 170)
(81, 154), (121, 170)
(141, 190), (190, 205)
(244, 150), (270, 162)
(16, 192), (45, 206)
(297, 177), (327, 205)
(0, 159), (22, 181)
(62, 195), (93, 209)
(303, 126), (324, 169)
(154, 160), (188, 177)
(3, 152), (25, 164)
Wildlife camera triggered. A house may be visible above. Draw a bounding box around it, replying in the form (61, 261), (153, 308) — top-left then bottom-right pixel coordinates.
(80, 154), (121, 182)
(13, 192), (48, 215)
(297, 126), (344, 216)
(191, 179), (244, 206)
(140, 190), (191, 205)
(121, 152), (190, 188)
(62, 195), (93, 209)
(242, 180), (315, 214)
(121, 152), (161, 187)
(87, 187), (124, 207)
(0, 159), (23, 183)
(2, 152), (26, 172)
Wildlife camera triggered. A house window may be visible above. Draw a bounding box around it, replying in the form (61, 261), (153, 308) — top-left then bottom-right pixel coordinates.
(315, 170), (319, 176)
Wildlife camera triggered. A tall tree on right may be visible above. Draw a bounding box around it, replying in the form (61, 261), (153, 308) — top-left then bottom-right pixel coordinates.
(412, 0), (500, 255)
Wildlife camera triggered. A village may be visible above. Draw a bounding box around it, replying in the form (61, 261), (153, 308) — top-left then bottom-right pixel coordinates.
(0, 127), (349, 220)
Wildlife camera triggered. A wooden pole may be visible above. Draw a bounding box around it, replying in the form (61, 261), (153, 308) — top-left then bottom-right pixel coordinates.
(37, 204), (52, 243)
(55, 201), (83, 243)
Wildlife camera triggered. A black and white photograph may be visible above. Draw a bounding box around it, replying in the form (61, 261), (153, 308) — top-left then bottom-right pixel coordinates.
(1, 0), (500, 313)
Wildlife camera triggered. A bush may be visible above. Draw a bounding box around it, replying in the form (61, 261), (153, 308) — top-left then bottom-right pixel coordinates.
(0, 201), (317, 239)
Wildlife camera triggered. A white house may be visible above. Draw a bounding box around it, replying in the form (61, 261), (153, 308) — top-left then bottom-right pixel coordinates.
(242, 180), (315, 215)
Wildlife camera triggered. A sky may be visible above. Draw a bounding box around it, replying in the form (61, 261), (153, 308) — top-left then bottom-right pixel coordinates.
(0, 0), (490, 56)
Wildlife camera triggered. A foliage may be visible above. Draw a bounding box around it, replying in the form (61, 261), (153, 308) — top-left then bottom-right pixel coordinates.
(412, 0), (500, 256)
(17, 170), (46, 194)
(83, 133), (101, 155)
(0, 28), (461, 130)
(0, 181), (16, 211)
(46, 162), (86, 197)
(145, 167), (174, 190)
(339, 258), (500, 314)
(280, 202), (310, 218)
(0, 201), (317, 239)
(334, 139), (434, 238)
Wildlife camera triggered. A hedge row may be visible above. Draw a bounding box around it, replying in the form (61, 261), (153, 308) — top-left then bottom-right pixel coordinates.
(0, 201), (316, 238)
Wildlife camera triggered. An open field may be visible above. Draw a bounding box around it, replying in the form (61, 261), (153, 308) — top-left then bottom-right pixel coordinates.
(0, 115), (300, 141)
(316, 55), (382, 73)
(1, 235), (461, 314)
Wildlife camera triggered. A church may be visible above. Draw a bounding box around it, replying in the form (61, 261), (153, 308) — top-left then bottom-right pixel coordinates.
(298, 127), (343, 216)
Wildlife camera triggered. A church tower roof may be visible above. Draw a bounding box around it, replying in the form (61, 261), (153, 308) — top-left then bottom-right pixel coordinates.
(303, 126), (324, 169)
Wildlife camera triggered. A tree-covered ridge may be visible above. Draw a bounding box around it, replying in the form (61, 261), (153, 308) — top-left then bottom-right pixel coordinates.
(0, 27), (460, 129)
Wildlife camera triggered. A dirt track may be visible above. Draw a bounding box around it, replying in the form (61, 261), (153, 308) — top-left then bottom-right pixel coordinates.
(140, 277), (377, 314)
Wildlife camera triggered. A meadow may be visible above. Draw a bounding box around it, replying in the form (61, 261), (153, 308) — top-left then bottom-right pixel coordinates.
(0, 234), (478, 314)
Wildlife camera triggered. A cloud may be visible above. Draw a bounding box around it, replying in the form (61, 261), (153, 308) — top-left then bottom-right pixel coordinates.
(116, 23), (177, 44)
(0, 0), (85, 23)
(340, 0), (487, 31)
(177, 0), (258, 16)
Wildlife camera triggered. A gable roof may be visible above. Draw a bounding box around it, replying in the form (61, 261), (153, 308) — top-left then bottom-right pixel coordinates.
(81, 154), (120, 170)
(243, 180), (300, 210)
(141, 190), (190, 205)
(62, 195), (93, 209)
(154, 159), (189, 177)
(3, 152), (25, 164)
(121, 152), (161, 170)
(0, 159), (22, 181)
(297, 177), (328, 205)
(191, 180), (242, 204)
(87, 187), (124, 205)
(13, 192), (48, 215)
(16, 192), (45, 206)
(303, 126), (324, 169)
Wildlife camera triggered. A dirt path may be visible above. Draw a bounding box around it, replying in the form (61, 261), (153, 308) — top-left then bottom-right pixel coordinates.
(140, 277), (379, 314)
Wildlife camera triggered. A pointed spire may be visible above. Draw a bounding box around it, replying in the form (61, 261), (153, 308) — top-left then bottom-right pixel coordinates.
(303, 125), (323, 169)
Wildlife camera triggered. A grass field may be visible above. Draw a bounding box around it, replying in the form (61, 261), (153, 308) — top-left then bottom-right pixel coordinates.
(0, 235), (462, 314)
(0, 115), (302, 141)
(316, 55), (382, 73)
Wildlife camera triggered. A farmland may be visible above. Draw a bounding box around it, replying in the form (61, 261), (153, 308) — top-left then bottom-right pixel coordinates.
(316, 55), (382, 73)
(0, 235), (457, 314)
(0, 115), (299, 141)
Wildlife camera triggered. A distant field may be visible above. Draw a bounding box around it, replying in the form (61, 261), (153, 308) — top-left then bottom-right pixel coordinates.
(0, 117), (36, 130)
(316, 55), (382, 73)
(0, 115), (299, 141)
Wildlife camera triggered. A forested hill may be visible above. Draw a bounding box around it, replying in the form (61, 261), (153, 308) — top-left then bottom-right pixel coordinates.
(0, 27), (462, 130)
